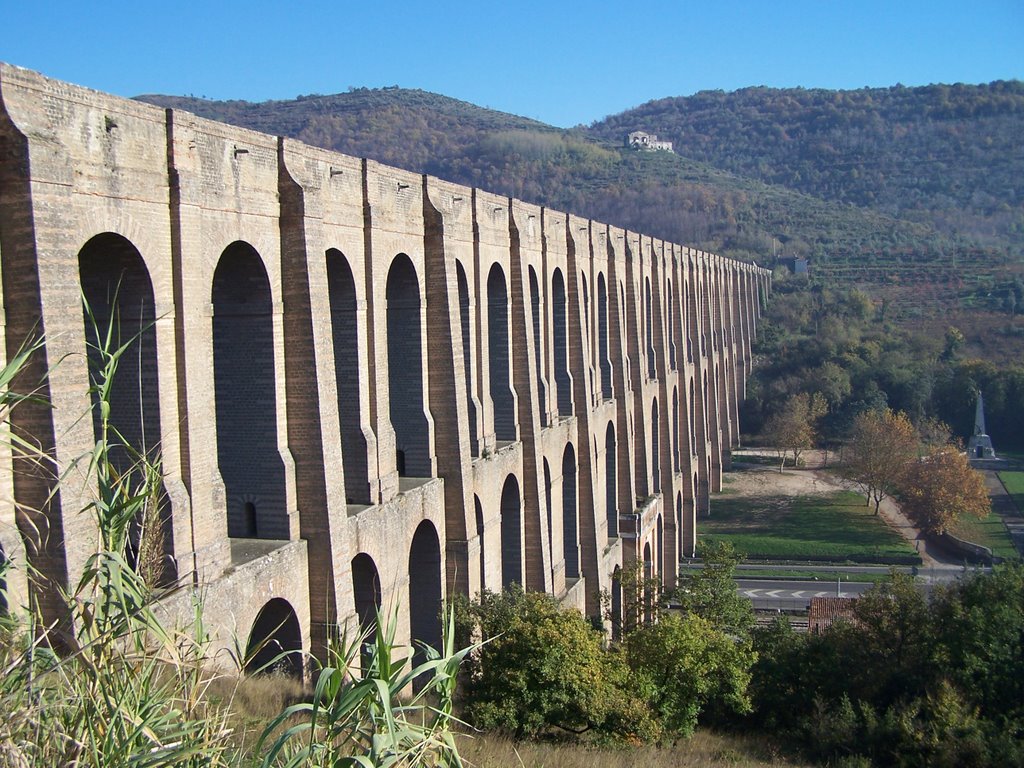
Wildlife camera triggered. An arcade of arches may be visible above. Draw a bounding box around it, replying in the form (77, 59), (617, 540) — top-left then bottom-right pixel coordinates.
(0, 63), (770, 669)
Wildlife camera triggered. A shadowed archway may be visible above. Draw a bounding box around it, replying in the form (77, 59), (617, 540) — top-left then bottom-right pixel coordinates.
(386, 254), (429, 476)
(409, 520), (442, 682)
(605, 421), (617, 538)
(529, 266), (547, 427)
(327, 249), (369, 504)
(500, 475), (522, 588)
(245, 598), (302, 677)
(598, 272), (611, 398)
(80, 233), (174, 583)
(457, 261), (479, 456)
(562, 443), (578, 578)
(552, 269), (571, 417)
(487, 264), (515, 441)
(213, 241), (287, 540)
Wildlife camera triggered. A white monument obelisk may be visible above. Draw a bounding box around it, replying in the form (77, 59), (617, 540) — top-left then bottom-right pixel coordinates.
(967, 390), (996, 459)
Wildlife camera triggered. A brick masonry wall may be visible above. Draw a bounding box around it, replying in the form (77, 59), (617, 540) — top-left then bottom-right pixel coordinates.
(0, 63), (770, 659)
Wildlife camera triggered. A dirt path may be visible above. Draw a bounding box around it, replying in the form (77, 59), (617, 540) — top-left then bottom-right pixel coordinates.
(726, 454), (955, 568)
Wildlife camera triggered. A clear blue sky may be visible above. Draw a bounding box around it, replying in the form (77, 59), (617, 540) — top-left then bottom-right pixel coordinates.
(4, 0), (1022, 127)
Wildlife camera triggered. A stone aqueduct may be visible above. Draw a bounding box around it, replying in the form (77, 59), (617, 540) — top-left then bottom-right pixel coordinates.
(0, 64), (770, 664)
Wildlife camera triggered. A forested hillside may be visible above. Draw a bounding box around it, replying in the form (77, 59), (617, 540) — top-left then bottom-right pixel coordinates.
(138, 81), (1024, 363)
(585, 82), (1024, 248)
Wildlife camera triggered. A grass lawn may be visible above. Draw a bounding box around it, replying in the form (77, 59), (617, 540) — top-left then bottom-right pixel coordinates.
(701, 490), (920, 563)
(999, 471), (1024, 514)
(948, 511), (1019, 560)
(730, 568), (894, 583)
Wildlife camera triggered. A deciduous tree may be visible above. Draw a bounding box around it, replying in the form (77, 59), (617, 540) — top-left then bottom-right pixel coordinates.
(899, 447), (990, 535)
(624, 613), (755, 736)
(455, 586), (656, 740)
(762, 391), (827, 472)
(843, 408), (920, 514)
(676, 540), (754, 639)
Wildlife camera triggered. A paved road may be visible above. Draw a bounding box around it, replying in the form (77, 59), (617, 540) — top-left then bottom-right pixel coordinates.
(737, 578), (872, 611)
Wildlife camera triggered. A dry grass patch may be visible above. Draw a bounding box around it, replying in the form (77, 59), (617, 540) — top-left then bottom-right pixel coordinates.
(455, 730), (805, 768)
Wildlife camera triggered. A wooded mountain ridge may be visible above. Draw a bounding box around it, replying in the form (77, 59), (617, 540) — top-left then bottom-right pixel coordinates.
(137, 81), (1024, 362)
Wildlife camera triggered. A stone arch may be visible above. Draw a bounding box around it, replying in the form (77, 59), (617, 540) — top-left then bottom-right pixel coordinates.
(610, 565), (622, 641)
(580, 270), (590, 353)
(690, 383), (698, 455)
(656, 513), (664, 584)
(684, 274), (692, 325)
(244, 598), (302, 677)
(500, 474), (522, 588)
(672, 387), (680, 473)
(212, 241), (287, 540)
(651, 398), (661, 494)
(79, 233), (175, 582)
(667, 278), (677, 369)
(474, 495), (485, 592)
(597, 272), (611, 399)
(456, 260), (479, 456)
(529, 266), (547, 427)
(487, 263), (515, 441)
(386, 254), (429, 477)
(645, 277), (655, 379)
(408, 520), (442, 674)
(643, 541), (654, 624)
(327, 249), (369, 504)
(551, 268), (571, 417)
(605, 421), (617, 538)
(351, 552), (382, 659)
(561, 443), (579, 579)
(79, 233), (161, 463)
(543, 458), (553, 574)
(619, 281), (629, 383)
(676, 491), (684, 560)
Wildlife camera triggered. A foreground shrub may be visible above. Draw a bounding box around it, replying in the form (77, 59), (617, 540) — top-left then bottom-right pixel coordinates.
(455, 586), (656, 741)
(747, 567), (1024, 766)
(625, 613), (755, 736)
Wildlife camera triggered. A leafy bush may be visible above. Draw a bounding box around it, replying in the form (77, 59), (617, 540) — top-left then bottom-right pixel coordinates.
(455, 586), (656, 741)
(676, 541), (755, 639)
(747, 567), (1024, 766)
(624, 613), (755, 736)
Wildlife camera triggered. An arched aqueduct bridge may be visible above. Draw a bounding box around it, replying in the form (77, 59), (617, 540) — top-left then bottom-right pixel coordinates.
(0, 64), (770, 666)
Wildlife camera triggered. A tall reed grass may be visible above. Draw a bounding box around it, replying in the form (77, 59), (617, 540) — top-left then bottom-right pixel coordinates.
(0, 306), (468, 767)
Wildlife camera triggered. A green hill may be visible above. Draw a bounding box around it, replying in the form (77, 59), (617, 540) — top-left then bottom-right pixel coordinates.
(136, 82), (1024, 362)
(584, 82), (1024, 248)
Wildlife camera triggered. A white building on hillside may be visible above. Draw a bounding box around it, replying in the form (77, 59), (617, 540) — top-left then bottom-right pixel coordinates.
(626, 131), (674, 152)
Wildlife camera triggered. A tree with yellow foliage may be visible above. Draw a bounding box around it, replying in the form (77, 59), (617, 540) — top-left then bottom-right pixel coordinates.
(843, 409), (920, 515)
(899, 447), (990, 536)
(763, 392), (827, 473)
